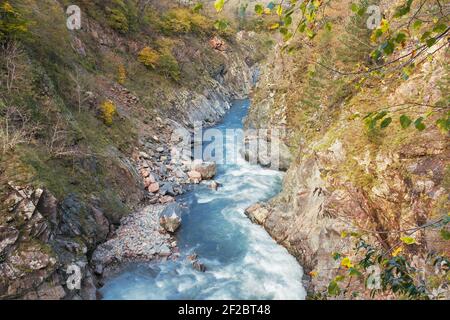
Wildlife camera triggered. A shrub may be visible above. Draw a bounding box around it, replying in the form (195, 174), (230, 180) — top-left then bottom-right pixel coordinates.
(100, 100), (117, 126)
(158, 52), (180, 82)
(107, 7), (129, 34)
(138, 47), (160, 69)
(138, 43), (181, 82)
(117, 64), (126, 84)
(161, 8), (211, 35)
(0, 1), (28, 43)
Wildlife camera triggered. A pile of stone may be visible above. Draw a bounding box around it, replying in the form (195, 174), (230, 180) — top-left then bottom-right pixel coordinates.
(92, 205), (178, 275)
(136, 146), (188, 205)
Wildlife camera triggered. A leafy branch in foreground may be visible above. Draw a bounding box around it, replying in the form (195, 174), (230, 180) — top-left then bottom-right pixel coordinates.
(311, 213), (450, 299)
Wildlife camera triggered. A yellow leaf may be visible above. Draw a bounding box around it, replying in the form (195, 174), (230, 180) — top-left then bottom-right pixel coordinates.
(309, 271), (318, 278)
(380, 19), (389, 33)
(276, 4), (283, 16)
(214, 0), (225, 13)
(341, 257), (354, 268)
(264, 8), (271, 15)
(268, 23), (280, 30)
(392, 247), (403, 257)
(400, 236), (417, 245)
(340, 231), (348, 238)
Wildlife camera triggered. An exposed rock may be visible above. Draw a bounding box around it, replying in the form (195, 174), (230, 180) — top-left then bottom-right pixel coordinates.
(209, 36), (227, 51)
(241, 136), (292, 171)
(148, 182), (160, 193)
(188, 170), (202, 184)
(92, 205), (175, 272)
(159, 203), (182, 233)
(159, 182), (176, 197)
(245, 203), (269, 225)
(191, 160), (216, 179)
(140, 168), (150, 178)
(159, 195), (175, 204)
(187, 254), (206, 272)
(208, 181), (220, 191)
(0, 226), (19, 256)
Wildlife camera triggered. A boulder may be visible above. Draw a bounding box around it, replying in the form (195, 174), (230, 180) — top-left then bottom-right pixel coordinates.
(187, 254), (206, 272)
(191, 160), (216, 180)
(208, 181), (220, 191)
(159, 203), (182, 233)
(159, 195), (175, 204)
(159, 182), (176, 197)
(244, 203), (269, 225)
(148, 182), (160, 193)
(188, 170), (202, 184)
(140, 168), (150, 178)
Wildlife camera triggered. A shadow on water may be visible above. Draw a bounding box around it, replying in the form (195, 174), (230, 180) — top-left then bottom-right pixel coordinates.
(100, 100), (306, 300)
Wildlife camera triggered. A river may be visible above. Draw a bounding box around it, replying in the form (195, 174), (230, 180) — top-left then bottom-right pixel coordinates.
(100, 99), (306, 300)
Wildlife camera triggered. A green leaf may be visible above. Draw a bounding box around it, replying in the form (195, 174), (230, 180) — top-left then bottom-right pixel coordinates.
(414, 117), (426, 131)
(382, 41), (395, 55)
(393, 0), (413, 18)
(412, 20), (422, 30)
(426, 37), (437, 47)
(255, 4), (264, 15)
(349, 267), (362, 277)
(350, 3), (364, 16)
(214, 0), (225, 12)
(335, 275), (346, 282)
(420, 31), (432, 42)
(380, 117), (392, 129)
(436, 117), (450, 132)
(350, 3), (359, 13)
(332, 252), (341, 261)
(374, 110), (388, 121)
(440, 229), (450, 241)
(283, 15), (293, 26)
(400, 115), (412, 129)
(214, 19), (229, 31)
(325, 22), (332, 32)
(395, 33), (406, 44)
(298, 22), (306, 33)
(305, 27), (316, 39)
(193, 3), (203, 12)
(432, 23), (448, 34)
(371, 49), (382, 60)
(328, 280), (341, 296)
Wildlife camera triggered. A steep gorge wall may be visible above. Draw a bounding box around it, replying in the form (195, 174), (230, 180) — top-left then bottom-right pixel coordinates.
(245, 0), (449, 298)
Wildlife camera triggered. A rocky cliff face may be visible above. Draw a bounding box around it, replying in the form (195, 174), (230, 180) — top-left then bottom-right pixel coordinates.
(245, 1), (449, 298)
